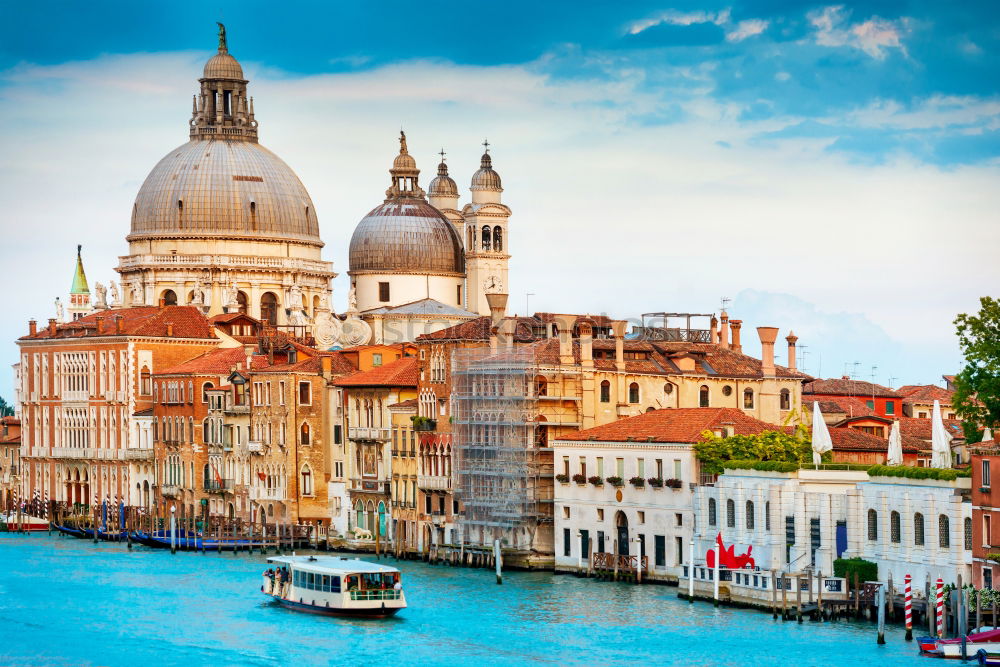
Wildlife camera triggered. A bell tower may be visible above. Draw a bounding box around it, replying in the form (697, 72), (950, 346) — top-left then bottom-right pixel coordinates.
(463, 141), (511, 316)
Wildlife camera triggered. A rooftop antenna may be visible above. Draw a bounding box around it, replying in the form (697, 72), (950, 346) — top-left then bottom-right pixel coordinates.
(720, 296), (731, 312)
(870, 365), (878, 405)
(851, 361), (861, 380)
(888, 376), (898, 389)
(798, 344), (809, 373)
(526, 293), (535, 318)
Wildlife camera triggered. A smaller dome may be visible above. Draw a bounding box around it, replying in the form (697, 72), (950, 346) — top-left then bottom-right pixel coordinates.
(471, 152), (502, 191)
(204, 52), (244, 80)
(428, 161), (458, 198)
(393, 152), (417, 170)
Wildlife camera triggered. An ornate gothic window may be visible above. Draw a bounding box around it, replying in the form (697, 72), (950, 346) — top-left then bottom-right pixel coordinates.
(300, 422), (311, 446)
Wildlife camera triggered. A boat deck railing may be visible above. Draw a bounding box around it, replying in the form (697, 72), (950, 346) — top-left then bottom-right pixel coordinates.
(350, 589), (402, 602)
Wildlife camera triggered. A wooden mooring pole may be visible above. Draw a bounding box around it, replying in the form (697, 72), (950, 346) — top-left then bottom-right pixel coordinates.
(494, 539), (502, 585)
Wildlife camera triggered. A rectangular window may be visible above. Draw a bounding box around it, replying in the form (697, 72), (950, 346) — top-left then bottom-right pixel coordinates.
(655, 535), (666, 567)
(985, 514), (993, 548)
(597, 457), (604, 478)
(279, 381), (285, 405)
(425, 495), (432, 514)
(457, 284), (462, 305)
(674, 459), (682, 480)
(676, 513), (683, 527)
(656, 459), (663, 479)
(637, 458), (645, 478)
(372, 353), (383, 367)
(984, 460), (992, 487)
(638, 510), (645, 524)
(298, 382), (311, 405)
(866, 399), (875, 409)
(597, 531), (605, 553)
(563, 528), (572, 557)
(579, 456), (586, 478)
(379, 282), (390, 302)
(334, 424), (342, 445)
(597, 508), (604, 521)
(675, 537), (683, 566)
(616, 458), (624, 477)
(580, 529), (590, 559)
(562, 456), (569, 478)
(885, 400), (895, 415)
(986, 568), (994, 591)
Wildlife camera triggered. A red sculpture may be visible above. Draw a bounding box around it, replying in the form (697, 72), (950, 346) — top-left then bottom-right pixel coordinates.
(705, 532), (755, 569)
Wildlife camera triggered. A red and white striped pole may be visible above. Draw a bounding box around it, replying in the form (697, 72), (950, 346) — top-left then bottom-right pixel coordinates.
(936, 578), (945, 637)
(905, 574), (913, 641)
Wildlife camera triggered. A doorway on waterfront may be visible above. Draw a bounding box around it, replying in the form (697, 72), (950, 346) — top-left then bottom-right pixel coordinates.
(616, 511), (629, 556)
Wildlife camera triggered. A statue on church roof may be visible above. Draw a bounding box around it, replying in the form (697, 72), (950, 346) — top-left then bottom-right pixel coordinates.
(109, 281), (121, 307)
(217, 22), (227, 52)
(54, 297), (64, 323)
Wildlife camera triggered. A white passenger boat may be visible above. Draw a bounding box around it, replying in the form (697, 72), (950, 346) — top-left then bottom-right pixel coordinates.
(261, 555), (406, 618)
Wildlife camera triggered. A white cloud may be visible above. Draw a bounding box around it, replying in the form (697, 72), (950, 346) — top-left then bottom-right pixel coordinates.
(627, 8), (731, 34)
(809, 5), (909, 59)
(726, 19), (769, 43)
(0, 50), (997, 393)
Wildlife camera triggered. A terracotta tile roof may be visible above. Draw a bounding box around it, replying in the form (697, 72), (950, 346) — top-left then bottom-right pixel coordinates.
(0, 433), (20, 445)
(157, 346), (269, 375)
(896, 384), (954, 405)
(555, 407), (780, 444)
(20, 306), (215, 340)
(812, 398), (877, 418)
(829, 427), (920, 453)
(133, 408), (154, 417)
(416, 316), (541, 342)
(898, 416), (965, 442)
(389, 398), (418, 409)
(803, 377), (901, 398)
(0, 417), (19, 426)
(334, 357), (418, 388)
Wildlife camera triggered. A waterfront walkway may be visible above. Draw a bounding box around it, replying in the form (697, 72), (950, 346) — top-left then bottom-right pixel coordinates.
(1, 534), (922, 666)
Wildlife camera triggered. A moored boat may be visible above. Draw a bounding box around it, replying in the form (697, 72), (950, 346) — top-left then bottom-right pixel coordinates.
(262, 555), (406, 618)
(935, 628), (1000, 658)
(978, 649), (1000, 666)
(0, 512), (49, 532)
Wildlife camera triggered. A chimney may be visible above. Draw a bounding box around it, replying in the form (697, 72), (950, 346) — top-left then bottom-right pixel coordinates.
(719, 312), (730, 349)
(47, 318), (57, 336)
(730, 320), (742, 353)
(115, 315), (124, 334)
(499, 318), (517, 349)
(757, 327), (778, 377)
(579, 321), (594, 368)
(95, 316), (105, 335)
(165, 322), (174, 337)
(321, 355), (332, 377)
(786, 331), (799, 371)
(552, 315), (578, 366)
(485, 293), (508, 332)
(709, 316), (718, 345)
(611, 320), (628, 371)
(28, 320), (36, 336)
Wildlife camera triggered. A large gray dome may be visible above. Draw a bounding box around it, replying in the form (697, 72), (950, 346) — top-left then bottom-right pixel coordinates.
(129, 139), (322, 246)
(349, 199), (465, 275)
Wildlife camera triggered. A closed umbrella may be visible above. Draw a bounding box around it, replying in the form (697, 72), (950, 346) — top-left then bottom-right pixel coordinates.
(930, 399), (952, 469)
(984, 427), (994, 444)
(886, 419), (903, 466)
(811, 401), (833, 466)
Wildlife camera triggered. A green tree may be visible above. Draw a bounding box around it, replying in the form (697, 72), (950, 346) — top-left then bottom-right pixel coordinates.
(694, 425), (820, 476)
(953, 296), (1000, 442)
(0, 396), (12, 417)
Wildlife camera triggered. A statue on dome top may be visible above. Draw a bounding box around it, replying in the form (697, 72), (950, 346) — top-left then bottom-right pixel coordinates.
(399, 130), (407, 154)
(217, 22), (227, 52)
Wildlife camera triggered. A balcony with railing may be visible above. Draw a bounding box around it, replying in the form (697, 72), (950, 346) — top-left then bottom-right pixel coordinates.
(247, 441), (265, 454)
(224, 404), (250, 415)
(349, 427), (390, 442)
(349, 478), (390, 494)
(249, 486), (286, 502)
(124, 448), (154, 461)
(204, 479), (234, 494)
(417, 474), (452, 491)
(160, 484), (181, 498)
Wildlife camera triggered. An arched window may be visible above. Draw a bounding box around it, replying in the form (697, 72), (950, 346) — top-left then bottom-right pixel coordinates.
(746, 500), (755, 530)
(780, 388), (791, 410)
(203, 419), (210, 444)
(493, 226), (503, 252)
(249, 200), (257, 228)
(867, 509), (878, 541)
(600, 380), (610, 403)
(765, 501), (771, 532)
(726, 499), (735, 528)
(140, 367), (152, 396)
(708, 498), (717, 527)
(699, 385), (710, 408)
(177, 199), (184, 226)
(161, 289), (177, 306)
(260, 292), (278, 326)
(301, 465), (313, 496)
(664, 383), (674, 395)
(743, 388), (754, 409)
(202, 382), (213, 403)
(482, 225), (491, 251)
(355, 500), (365, 530)
(914, 512), (925, 545)
(300, 422), (311, 446)
(237, 291), (248, 315)
(629, 382), (640, 404)
(939, 515), (950, 548)
(890, 511), (900, 543)
(965, 517), (973, 550)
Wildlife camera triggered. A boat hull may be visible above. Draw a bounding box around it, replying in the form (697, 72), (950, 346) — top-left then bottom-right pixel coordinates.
(941, 641), (1000, 658)
(264, 591), (402, 618)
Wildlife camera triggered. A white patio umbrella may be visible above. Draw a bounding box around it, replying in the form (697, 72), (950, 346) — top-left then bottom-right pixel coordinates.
(984, 427), (995, 444)
(886, 419), (903, 466)
(930, 399), (952, 469)
(811, 401), (833, 466)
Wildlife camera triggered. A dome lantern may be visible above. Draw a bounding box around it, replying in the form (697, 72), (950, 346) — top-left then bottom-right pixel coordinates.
(384, 131), (425, 201)
(190, 23), (257, 143)
(470, 140), (503, 204)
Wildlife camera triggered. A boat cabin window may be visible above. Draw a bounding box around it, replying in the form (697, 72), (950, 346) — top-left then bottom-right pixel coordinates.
(343, 572), (399, 591)
(292, 569), (341, 593)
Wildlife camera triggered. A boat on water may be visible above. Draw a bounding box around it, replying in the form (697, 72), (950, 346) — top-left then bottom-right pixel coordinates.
(925, 627), (1000, 658)
(131, 529), (270, 551)
(978, 649), (1000, 666)
(262, 555), (406, 618)
(0, 512), (49, 532)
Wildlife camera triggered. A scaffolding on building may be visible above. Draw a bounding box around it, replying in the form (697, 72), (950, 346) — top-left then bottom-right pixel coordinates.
(452, 347), (548, 547)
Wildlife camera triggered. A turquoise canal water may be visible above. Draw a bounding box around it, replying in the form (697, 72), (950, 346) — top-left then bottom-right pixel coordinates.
(1, 534), (923, 666)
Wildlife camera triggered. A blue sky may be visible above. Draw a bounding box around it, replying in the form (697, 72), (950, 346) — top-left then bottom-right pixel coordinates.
(0, 0), (997, 395)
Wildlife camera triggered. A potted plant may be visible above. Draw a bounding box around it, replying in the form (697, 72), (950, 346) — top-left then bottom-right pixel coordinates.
(572, 473), (587, 485)
(606, 476), (624, 487)
(410, 415), (437, 432)
(665, 478), (683, 489)
(555, 473), (570, 483)
(588, 475), (604, 486)
(647, 477), (664, 488)
(629, 476), (645, 488)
